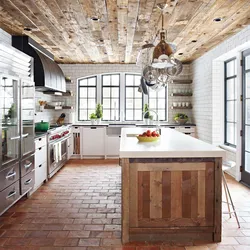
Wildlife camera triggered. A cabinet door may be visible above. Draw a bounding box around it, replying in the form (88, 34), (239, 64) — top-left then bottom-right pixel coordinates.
(106, 136), (120, 156)
(35, 162), (47, 189)
(71, 126), (82, 157)
(67, 135), (73, 159)
(82, 127), (105, 156)
(129, 161), (215, 228)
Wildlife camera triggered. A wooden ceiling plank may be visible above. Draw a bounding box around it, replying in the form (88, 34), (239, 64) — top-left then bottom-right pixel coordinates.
(7, 0), (79, 60)
(125, 0), (140, 63)
(182, 0), (250, 62)
(42, 0), (90, 62)
(55, 0), (102, 62)
(105, 0), (120, 62)
(91, 0), (116, 62)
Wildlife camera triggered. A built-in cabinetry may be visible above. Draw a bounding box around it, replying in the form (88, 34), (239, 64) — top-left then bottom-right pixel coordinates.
(68, 125), (196, 159)
(34, 135), (47, 190)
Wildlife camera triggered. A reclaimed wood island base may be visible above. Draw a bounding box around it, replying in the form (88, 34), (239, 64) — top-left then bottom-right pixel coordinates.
(120, 128), (225, 244)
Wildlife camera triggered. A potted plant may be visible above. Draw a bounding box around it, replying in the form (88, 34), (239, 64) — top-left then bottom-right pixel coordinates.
(95, 103), (103, 124)
(143, 104), (150, 125)
(89, 113), (97, 125)
(174, 113), (188, 125)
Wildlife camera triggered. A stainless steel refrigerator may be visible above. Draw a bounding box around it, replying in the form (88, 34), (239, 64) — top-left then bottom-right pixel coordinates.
(0, 74), (35, 215)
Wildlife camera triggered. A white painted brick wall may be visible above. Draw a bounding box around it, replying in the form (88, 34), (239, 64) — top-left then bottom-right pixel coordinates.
(59, 64), (192, 123)
(0, 28), (11, 44)
(191, 25), (250, 178)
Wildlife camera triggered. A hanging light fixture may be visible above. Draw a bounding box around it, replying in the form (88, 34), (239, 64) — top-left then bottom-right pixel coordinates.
(151, 3), (174, 69)
(136, 2), (182, 93)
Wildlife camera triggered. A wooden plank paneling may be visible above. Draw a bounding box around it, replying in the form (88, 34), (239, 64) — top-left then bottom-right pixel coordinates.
(162, 171), (171, 218)
(191, 171), (198, 219)
(198, 170), (206, 218)
(214, 158), (222, 242)
(138, 171), (150, 219)
(137, 163), (206, 172)
(149, 171), (162, 219)
(129, 163), (138, 227)
(171, 171), (182, 219)
(182, 171), (191, 218)
(1, 0), (250, 63)
(205, 162), (215, 226)
(121, 158), (129, 244)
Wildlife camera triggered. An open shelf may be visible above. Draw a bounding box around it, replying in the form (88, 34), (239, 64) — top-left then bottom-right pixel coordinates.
(173, 80), (192, 84)
(171, 93), (192, 97)
(171, 106), (192, 109)
(44, 105), (74, 110)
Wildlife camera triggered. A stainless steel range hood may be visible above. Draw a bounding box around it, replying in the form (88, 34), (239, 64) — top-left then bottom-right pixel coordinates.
(12, 36), (66, 92)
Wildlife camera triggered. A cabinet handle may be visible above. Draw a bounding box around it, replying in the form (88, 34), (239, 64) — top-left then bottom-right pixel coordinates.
(119, 135), (121, 138)
(90, 127), (97, 129)
(184, 127), (191, 129)
(185, 133), (191, 135)
(39, 138), (42, 141)
(10, 135), (20, 140)
(169, 127), (175, 129)
(39, 164), (42, 168)
(24, 179), (32, 185)
(74, 127), (78, 129)
(22, 133), (29, 138)
(24, 162), (32, 169)
(6, 172), (16, 179)
(6, 191), (17, 199)
(39, 147), (42, 150)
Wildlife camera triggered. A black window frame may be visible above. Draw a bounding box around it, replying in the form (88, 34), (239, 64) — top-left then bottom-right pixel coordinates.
(101, 74), (120, 121)
(148, 88), (168, 121)
(124, 74), (144, 121)
(224, 57), (237, 148)
(78, 76), (97, 121)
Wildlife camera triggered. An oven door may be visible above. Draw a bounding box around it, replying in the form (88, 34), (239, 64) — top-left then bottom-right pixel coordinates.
(61, 139), (67, 158)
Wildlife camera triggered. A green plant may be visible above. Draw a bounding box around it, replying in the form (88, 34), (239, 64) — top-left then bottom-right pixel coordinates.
(95, 103), (103, 119)
(89, 113), (97, 119)
(8, 104), (15, 118)
(144, 104), (150, 119)
(149, 115), (153, 120)
(174, 113), (188, 121)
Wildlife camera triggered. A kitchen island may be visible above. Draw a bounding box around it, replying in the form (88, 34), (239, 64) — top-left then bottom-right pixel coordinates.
(119, 128), (225, 244)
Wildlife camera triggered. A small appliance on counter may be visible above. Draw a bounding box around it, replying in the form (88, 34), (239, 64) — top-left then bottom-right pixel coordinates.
(56, 113), (66, 126)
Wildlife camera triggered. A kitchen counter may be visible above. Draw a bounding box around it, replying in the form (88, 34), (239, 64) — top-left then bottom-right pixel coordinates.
(120, 128), (224, 158)
(72, 123), (196, 127)
(35, 132), (47, 139)
(120, 127), (225, 244)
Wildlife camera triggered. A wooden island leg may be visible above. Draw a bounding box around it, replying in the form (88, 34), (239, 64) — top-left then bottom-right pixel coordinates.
(214, 158), (222, 242)
(121, 158), (129, 244)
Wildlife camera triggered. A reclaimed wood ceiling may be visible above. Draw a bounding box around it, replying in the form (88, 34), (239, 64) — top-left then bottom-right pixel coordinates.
(0, 0), (250, 64)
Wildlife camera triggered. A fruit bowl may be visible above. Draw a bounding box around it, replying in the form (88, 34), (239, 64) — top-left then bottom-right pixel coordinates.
(137, 136), (160, 142)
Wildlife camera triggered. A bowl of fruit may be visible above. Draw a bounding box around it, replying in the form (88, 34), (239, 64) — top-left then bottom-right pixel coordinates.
(137, 129), (160, 142)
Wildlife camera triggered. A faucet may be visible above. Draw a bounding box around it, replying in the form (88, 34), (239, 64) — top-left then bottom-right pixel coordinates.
(143, 109), (160, 132)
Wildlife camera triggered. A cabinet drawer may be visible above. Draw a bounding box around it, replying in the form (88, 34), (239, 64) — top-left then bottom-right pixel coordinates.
(35, 136), (47, 149)
(35, 146), (47, 167)
(21, 154), (35, 177)
(0, 163), (20, 192)
(21, 170), (35, 195)
(35, 162), (47, 189)
(0, 180), (20, 214)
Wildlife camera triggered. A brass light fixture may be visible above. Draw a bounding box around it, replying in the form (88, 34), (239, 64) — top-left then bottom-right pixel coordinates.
(137, 2), (182, 93)
(152, 3), (174, 68)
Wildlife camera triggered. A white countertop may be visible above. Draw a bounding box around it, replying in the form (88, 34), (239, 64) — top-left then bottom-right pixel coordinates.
(119, 128), (226, 158)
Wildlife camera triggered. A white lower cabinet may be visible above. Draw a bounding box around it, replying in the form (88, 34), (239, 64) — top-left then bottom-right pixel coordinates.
(82, 127), (106, 157)
(34, 135), (47, 190)
(105, 135), (120, 157)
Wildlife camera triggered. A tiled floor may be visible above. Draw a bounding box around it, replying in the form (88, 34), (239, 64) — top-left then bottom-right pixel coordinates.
(0, 160), (250, 250)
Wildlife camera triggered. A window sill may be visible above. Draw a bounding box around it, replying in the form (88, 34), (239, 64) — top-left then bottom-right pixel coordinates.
(219, 144), (236, 153)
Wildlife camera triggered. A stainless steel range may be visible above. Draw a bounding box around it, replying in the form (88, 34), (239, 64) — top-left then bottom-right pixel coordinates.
(47, 124), (71, 178)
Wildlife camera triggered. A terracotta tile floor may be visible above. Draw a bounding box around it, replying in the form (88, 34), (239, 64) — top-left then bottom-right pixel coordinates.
(0, 160), (250, 250)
